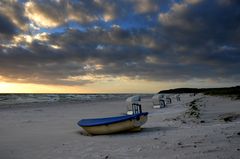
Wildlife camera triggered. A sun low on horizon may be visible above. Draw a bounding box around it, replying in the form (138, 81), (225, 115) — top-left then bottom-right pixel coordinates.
(0, 0), (239, 93)
(0, 78), (187, 93)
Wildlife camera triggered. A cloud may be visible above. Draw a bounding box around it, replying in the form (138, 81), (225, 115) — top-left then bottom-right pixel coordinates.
(0, 0), (240, 86)
(0, 0), (28, 32)
(130, 0), (160, 13)
(156, 0), (240, 68)
(0, 14), (17, 36)
(24, 0), (99, 28)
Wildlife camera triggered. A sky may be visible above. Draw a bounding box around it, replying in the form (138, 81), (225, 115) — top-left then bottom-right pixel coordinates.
(0, 0), (240, 93)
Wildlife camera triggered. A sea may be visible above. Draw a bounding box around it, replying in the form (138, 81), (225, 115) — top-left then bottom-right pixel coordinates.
(0, 94), (151, 107)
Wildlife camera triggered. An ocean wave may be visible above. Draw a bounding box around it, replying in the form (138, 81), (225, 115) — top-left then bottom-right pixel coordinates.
(0, 94), (150, 106)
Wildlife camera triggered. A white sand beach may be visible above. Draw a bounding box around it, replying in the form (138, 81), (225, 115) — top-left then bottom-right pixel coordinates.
(0, 94), (239, 159)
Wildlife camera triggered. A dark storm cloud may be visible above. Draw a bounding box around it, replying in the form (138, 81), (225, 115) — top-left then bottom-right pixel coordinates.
(0, 14), (17, 35)
(155, 0), (240, 80)
(0, 0), (28, 32)
(0, 0), (240, 85)
(0, 43), (92, 85)
(159, 0), (240, 45)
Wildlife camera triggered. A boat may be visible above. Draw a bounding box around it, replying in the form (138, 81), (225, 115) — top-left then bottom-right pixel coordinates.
(78, 103), (148, 135)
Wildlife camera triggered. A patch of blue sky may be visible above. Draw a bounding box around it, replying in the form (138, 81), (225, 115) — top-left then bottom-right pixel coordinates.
(117, 14), (158, 29)
(67, 21), (87, 32)
(18, 0), (27, 3)
(28, 21), (87, 35)
(39, 27), (66, 34)
(89, 13), (159, 30)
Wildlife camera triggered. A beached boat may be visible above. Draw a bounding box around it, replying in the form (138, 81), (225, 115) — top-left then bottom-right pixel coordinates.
(78, 112), (148, 135)
(78, 102), (148, 135)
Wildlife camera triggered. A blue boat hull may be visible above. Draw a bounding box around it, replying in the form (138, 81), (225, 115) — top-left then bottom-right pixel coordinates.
(78, 112), (148, 135)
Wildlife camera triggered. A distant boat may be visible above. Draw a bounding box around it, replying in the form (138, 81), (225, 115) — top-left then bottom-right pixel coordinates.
(78, 102), (148, 135)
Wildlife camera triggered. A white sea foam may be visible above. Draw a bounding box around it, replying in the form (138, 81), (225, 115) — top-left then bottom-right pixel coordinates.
(0, 94), (151, 106)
